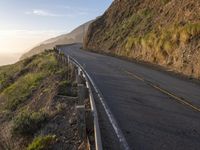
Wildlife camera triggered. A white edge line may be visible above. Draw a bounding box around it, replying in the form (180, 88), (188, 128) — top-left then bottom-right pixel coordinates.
(69, 55), (131, 150)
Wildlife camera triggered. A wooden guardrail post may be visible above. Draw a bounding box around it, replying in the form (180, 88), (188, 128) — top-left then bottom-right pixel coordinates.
(76, 105), (87, 148)
(76, 68), (86, 84)
(65, 54), (102, 150)
(76, 74), (82, 85)
(71, 64), (75, 80)
(75, 69), (79, 83)
(78, 84), (88, 105)
(64, 56), (67, 64)
(76, 66), (88, 149)
(86, 109), (94, 135)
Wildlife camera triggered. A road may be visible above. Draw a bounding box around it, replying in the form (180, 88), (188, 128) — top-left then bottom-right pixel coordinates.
(59, 44), (200, 150)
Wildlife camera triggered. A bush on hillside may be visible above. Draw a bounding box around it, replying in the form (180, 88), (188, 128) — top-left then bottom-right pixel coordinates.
(12, 111), (48, 136)
(27, 135), (56, 150)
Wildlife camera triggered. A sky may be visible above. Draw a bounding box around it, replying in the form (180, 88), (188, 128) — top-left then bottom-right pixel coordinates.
(0, 0), (113, 65)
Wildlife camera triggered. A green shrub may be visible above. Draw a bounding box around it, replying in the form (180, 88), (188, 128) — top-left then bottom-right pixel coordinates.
(27, 135), (56, 150)
(58, 80), (70, 95)
(0, 52), (57, 92)
(0, 62), (24, 91)
(1, 73), (45, 111)
(28, 53), (58, 74)
(12, 111), (48, 136)
(58, 80), (77, 97)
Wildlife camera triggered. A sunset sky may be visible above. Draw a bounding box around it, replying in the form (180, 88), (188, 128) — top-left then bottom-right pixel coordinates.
(0, 0), (112, 65)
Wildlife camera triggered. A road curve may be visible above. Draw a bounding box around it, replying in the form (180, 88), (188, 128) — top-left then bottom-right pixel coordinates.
(59, 44), (200, 150)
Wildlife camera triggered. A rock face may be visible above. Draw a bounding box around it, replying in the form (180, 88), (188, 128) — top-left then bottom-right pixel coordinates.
(84, 0), (200, 79)
(21, 20), (92, 59)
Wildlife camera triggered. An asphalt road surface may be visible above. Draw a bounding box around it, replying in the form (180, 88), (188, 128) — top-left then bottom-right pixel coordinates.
(59, 44), (200, 150)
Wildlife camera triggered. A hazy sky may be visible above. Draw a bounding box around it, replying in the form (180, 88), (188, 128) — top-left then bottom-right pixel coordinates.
(0, 0), (112, 60)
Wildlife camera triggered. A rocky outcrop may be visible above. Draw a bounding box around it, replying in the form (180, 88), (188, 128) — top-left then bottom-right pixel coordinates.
(84, 0), (200, 79)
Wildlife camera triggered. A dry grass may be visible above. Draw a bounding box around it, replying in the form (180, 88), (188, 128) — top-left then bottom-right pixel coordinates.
(0, 126), (14, 150)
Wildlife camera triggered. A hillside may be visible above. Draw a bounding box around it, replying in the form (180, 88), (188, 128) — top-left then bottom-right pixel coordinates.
(84, 0), (200, 79)
(0, 51), (80, 150)
(21, 20), (92, 59)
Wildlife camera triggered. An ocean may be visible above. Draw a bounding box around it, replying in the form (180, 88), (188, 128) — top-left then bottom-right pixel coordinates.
(0, 53), (22, 66)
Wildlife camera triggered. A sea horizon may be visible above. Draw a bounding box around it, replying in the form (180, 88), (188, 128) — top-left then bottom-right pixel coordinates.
(0, 52), (22, 66)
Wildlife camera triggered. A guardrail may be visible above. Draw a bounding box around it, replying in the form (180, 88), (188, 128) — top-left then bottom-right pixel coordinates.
(55, 49), (103, 150)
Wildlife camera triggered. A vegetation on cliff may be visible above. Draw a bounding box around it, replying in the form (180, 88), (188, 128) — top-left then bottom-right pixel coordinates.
(0, 51), (80, 150)
(84, 0), (200, 79)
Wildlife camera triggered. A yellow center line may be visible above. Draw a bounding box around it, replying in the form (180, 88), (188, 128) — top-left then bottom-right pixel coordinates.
(124, 70), (200, 112)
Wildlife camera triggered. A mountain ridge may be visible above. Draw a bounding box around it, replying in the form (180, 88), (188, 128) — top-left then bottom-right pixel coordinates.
(21, 20), (92, 59)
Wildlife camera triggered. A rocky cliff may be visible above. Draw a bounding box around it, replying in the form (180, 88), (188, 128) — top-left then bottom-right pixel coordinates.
(84, 0), (200, 79)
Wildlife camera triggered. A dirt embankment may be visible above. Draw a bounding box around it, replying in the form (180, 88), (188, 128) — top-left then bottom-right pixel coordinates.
(84, 0), (200, 79)
(0, 51), (81, 150)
